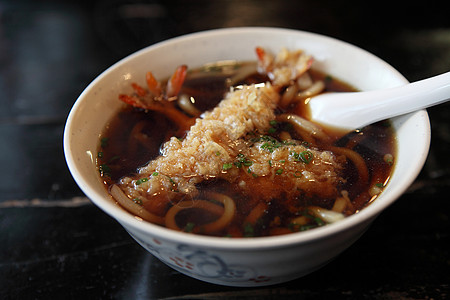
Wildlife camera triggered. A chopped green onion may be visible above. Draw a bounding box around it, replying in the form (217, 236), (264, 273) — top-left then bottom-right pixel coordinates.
(136, 177), (149, 185)
(167, 176), (177, 188)
(299, 150), (313, 164)
(293, 171), (302, 178)
(299, 225), (318, 231)
(289, 210), (327, 232)
(314, 217), (325, 226)
(231, 154), (253, 169)
(275, 168), (284, 175)
(244, 223), (254, 237)
(152, 172), (159, 176)
(222, 163), (233, 170)
(166, 176), (179, 192)
(184, 222), (195, 232)
(384, 153), (394, 165)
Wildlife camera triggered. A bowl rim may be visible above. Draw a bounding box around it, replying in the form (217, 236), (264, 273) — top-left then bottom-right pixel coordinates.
(64, 27), (431, 250)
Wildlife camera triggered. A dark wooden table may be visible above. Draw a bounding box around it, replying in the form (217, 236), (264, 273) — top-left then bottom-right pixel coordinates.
(1, 1), (449, 299)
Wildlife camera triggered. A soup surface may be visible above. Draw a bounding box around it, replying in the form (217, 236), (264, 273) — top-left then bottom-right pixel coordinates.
(97, 48), (396, 237)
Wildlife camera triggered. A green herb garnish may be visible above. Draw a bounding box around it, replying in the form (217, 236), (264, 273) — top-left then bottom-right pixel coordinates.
(184, 222), (195, 232)
(268, 127), (277, 134)
(299, 151), (313, 164)
(244, 223), (254, 237)
(293, 171), (302, 178)
(291, 150), (314, 164)
(136, 177), (149, 185)
(288, 210), (326, 232)
(222, 163), (233, 170)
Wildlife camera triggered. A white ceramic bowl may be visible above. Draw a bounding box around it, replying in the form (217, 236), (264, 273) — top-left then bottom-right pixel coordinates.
(64, 27), (430, 287)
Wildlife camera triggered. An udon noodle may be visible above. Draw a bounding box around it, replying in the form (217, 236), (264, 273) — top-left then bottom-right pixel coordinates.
(97, 47), (396, 237)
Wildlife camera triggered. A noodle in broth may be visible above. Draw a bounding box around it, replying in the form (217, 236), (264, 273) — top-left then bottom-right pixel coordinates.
(97, 48), (396, 237)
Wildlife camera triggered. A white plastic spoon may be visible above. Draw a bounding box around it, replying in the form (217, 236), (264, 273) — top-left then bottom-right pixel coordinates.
(307, 71), (450, 133)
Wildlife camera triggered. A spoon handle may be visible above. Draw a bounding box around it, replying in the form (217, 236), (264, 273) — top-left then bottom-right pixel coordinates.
(309, 71), (450, 130)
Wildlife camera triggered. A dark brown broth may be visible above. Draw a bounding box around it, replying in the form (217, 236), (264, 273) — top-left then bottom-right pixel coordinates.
(97, 62), (396, 237)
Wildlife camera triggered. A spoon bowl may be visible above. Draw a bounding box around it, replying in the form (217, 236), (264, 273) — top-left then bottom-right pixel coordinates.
(308, 71), (450, 132)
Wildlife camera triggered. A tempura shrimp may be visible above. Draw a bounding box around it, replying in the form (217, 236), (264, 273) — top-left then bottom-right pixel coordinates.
(256, 47), (313, 87)
(119, 65), (194, 133)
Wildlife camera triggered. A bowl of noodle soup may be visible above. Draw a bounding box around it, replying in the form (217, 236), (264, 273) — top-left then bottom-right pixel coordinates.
(64, 27), (430, 286)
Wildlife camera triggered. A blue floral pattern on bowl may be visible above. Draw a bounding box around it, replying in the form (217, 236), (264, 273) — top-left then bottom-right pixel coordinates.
(130, 233), (272, 284)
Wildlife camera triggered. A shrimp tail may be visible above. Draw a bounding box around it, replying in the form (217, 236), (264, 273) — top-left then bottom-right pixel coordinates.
(146, 71), (162, 97)
(131, 83), (147, 97)
(255, 47), (273, 72)
(118, 94), (148, 110)
(166, 65), (188, 98)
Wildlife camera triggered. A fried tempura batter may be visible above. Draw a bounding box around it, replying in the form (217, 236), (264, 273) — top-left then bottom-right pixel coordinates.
(118, 83), (344, 205)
